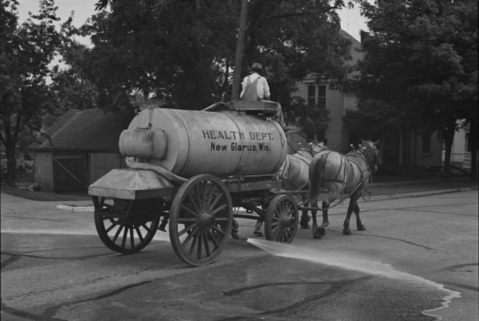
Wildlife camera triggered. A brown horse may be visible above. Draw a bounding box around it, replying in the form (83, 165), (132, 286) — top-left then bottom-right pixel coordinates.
(253, 141), (325, 236)
(307, 140), (382, 239)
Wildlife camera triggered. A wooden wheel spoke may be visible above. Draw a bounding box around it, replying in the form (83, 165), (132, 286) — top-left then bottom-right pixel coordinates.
(135, 227), (144, 243)
(178, 218), (198, 223)
(121, 227), (128, 248)
(112, 225), (123, 242)
(188, 232), (199, 258)
(187, 192), (201, 214)
(105, 220), (120, 233)
(179, 223), (198, 237)
(182, 226), (198, 249)
(208, 192), (224, 212)
(214, 218), (229, 222)
(130, 228), (135, 248)
(211, 225), (226, 236)
(194, 185), (203, 210)
(201, 183), (209, 209)
(141, 223), (152, 233)
(180, 204), (198, 217)
(272, 227), (280, 240)
(203, 233), (211, 257)
(196, 231), (203, 259)
(209, 203), (227, 217)
(207, 229), (220, 249)
(205, 185), (216, 208)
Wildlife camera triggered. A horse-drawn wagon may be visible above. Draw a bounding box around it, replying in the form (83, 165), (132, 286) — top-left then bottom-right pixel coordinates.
(88, 101), (322, 266)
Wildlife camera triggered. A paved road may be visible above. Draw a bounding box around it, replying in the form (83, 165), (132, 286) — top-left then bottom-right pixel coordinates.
(1, 190), (478, 321)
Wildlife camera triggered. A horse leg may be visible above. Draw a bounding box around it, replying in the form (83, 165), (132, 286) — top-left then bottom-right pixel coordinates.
(354, 203), (366, 231)
(343, 195), (359, 235)
(310, 201), (321, 239)
(300, 209), (310, 229)
(253, 219), (263, 237)
(315, 199), (330, 238)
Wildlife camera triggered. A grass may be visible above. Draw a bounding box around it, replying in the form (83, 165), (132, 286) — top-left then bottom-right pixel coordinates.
(1, 185), (90, 202)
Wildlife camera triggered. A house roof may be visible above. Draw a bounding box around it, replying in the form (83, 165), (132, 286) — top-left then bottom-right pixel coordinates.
(300, 29), (364, 82)
(30, 108), (136, 152)
(339, 29), (363, 79)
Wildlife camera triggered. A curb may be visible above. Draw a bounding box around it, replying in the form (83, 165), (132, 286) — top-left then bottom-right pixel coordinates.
(367, 186), (477, 202)
(56, 204), (95, 213)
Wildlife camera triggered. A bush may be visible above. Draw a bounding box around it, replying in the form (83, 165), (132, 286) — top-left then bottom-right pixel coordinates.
(0, 153), (34, 185)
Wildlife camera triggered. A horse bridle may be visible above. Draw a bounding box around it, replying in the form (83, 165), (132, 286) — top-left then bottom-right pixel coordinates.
(357, 144), (379, 173)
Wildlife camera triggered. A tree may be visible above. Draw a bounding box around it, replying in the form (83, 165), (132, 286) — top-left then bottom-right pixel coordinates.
(354, 0), (478, 180)
(80, 0), (353, 129)
(0, 0), (64, 186)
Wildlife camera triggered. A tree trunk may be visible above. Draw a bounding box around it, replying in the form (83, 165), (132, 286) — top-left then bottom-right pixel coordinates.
(231, 0), (248, 100)
(469, 116), (477, 180)
(5, 146), (17, 186)
(442, 125), (455, 181)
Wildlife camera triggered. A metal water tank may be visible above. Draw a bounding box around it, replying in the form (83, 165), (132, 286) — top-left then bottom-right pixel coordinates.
(119, 108), (287, 178)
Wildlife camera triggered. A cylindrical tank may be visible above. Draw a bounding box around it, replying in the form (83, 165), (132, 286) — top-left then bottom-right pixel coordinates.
(119, 108), (287, 178)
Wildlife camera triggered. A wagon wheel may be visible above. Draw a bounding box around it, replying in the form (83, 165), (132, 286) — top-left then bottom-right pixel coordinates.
(93, 197), (160, 254)
(264, 194), (299, 243)
(169, 174), (233, 266)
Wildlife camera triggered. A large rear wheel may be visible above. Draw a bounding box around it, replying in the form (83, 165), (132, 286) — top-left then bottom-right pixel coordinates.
(169, 174), (233, 266)
(93, 197), (160, 254)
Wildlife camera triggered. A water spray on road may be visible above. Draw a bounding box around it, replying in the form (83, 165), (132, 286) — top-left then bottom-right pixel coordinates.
(247, 238), (461, 320)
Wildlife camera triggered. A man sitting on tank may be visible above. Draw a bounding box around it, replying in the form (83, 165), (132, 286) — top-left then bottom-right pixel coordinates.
(240, 63), (285, 127)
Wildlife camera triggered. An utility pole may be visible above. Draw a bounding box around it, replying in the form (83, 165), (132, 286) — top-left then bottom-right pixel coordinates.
(231, 0), (247, 101)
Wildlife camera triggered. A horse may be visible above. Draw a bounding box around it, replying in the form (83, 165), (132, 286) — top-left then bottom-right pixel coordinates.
(253, 140), (325, 236)
(307, 140), (382, 239)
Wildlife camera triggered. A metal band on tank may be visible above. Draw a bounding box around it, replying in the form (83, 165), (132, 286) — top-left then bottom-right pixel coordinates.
(222, 111), (246, 175)
(270, 120), (288, 173)
(169, 109), (191, 176)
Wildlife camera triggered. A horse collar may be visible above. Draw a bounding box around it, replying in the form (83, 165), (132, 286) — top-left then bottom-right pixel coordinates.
(357, 147), (375, 171)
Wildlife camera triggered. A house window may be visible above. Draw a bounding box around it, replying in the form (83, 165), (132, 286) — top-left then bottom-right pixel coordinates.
(465, 132), (472, 152)
(422, 135), (431, 154)
(307, 85), (316, 107)
(317, 85), (326, 109)
(307, 84), (327, 108)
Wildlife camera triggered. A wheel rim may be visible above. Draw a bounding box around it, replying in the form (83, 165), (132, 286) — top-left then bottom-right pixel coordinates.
(265, 195), (298, 243)
(169, 174), (232, 266)
(93, 197), (160, 254)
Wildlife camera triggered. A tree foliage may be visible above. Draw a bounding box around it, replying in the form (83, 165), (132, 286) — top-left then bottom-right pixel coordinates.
(351, 0), (478, 180)
(1, 0), (64, 185)
(78, 0), (353, 118)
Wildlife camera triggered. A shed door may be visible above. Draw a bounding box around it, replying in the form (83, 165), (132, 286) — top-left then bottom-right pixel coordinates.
(53, 154), (86, 192)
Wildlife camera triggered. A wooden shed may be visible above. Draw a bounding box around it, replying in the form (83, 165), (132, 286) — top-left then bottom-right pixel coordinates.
(29, 108), (135, 193)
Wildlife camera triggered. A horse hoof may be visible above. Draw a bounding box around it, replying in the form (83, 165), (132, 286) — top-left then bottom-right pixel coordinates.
(313, 235), (322, 239)
(318, 226), (326, 237)
(253, 231), (263, 237)
(343, 228), (352, 235)
(357, 225), (366, 231)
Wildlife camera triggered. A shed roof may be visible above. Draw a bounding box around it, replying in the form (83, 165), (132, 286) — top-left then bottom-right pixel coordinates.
(30, 108), (136, 152)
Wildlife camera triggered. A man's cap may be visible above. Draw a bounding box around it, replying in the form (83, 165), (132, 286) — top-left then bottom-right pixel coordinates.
(251, 63), (263, 72)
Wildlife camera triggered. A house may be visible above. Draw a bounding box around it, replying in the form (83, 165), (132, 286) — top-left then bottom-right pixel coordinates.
(29, 108), (135, 193)
(290, 30), (363, 154)
(292, 30), (444, 174)
(443, 121), (476, 175)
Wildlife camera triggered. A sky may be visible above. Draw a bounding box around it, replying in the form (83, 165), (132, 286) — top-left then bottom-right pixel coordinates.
(17, 0), (368, 42)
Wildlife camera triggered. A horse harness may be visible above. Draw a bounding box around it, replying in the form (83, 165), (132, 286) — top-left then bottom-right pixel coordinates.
(318, 147), (375, 201)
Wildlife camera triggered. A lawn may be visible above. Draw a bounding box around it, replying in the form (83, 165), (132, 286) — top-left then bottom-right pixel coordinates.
(1, 185), (90, 202)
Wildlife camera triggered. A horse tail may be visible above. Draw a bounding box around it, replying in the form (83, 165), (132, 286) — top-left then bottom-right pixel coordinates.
(308, 155), (326, 206)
